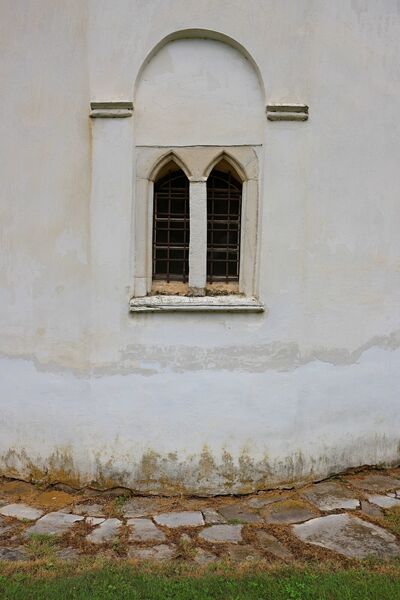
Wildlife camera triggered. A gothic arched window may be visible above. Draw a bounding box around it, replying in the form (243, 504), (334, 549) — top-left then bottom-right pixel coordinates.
(152, 166), (190, 282)
(207, 166), (242, 283)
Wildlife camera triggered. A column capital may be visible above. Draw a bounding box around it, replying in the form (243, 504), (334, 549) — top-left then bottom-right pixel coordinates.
(266, 104), (308, 121)
(90, 101), (134, 118)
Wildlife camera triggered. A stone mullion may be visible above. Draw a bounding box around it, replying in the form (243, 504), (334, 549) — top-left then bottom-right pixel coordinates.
(188, 181), (207, 294)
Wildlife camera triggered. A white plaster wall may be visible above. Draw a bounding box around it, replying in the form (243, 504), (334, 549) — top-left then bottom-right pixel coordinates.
(0, 0), (399, 493)
(2, 345), (399, 493)
(135, 38), (265, 146)
(0, 0), (91, 370)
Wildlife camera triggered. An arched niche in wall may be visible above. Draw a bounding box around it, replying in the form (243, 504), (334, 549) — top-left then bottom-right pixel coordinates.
(132, 32), (264, 300)
(134, 36), (265, 147)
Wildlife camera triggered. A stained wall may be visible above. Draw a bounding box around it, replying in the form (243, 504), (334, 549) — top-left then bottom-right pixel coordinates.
(0, 0), (399, 493)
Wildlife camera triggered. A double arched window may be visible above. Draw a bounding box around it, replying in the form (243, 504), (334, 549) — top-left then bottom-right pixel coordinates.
(152, 160), (242, 287)
(131, 146), (259, 304)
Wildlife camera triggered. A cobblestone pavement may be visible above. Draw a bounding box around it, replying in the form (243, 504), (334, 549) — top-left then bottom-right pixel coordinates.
(0, 468), (399, 564)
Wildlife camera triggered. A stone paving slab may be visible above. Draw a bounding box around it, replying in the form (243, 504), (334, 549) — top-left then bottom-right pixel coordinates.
(0, 503), (43, 521)
(347, 473), (400, 493)
(1, 468), (400, 565)
(218, 504), (262, 524)
(388, 490), (400, 498)
(193, 547), (218, 564)
(228, 544), (262, 562)
(360, 500), (383, 518)
(0, 547), (27, 561)
(247, 495), (283, 509)
(86, 518), (121, 544)
(127, 544), (177, 561)
(25, 512), (84, 537)
(86, 517), (105, 526)
(262, 500), (317, 524)
(255, 530), (294, 560)
(301, 481), (360, 511)
(154, 511), (204, 528)
(72, 503), (105, 517)
(123, 498), (161, 518)
(199, 524), (242, 543)
(128, 518), (166, 542)
(202, 509), (227, 525)
(293, 513), (400, 559)
(366, 494), (400, 509)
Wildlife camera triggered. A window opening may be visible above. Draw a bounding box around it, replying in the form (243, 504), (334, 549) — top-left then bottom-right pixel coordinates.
(207, 168), (242, 283)
(152, 167), (190, 282)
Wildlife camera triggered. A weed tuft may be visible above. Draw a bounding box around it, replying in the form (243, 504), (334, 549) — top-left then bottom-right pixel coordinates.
(382, 506), (400, 536)
(110, 496), (127, 518)
(26, 533), (59, 560)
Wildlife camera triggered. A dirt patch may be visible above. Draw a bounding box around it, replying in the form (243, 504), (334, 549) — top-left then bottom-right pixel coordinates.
(31, 491), (78, 510)
(0, 481), (40, 504)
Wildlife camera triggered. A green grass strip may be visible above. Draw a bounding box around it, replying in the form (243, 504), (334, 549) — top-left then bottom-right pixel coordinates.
(0, 566), (400, 599)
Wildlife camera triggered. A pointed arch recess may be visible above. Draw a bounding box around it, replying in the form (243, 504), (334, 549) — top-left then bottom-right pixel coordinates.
(148, 151), (192, 182)
(203, 152), (247, 182)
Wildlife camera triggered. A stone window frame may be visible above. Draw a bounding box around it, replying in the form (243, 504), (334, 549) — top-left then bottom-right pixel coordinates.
(130, 145), (264, 312)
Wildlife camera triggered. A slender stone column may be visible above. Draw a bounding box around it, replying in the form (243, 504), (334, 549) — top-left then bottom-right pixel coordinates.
(133, 177), (152, 297)
(188, 181), (207, 294)
(89, 103), (133, 363)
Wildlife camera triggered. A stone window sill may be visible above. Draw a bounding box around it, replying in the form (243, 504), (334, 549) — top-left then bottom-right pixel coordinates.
(129, 295), (265, 313)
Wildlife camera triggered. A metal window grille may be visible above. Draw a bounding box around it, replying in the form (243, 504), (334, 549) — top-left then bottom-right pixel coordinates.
(207, 170), (242, 283)
(152, 170), (190, 282)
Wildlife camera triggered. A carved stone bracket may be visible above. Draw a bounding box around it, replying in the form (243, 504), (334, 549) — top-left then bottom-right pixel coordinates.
(267, 104), (309, 121)
(90, 102), (134, 118)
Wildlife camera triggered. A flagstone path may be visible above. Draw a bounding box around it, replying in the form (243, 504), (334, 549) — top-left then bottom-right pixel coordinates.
(0, 468), (399, 564)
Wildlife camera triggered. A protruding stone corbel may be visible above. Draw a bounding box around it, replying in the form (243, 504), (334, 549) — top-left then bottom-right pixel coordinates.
(90, 102), (134, 118)
(267, 104), (309, 121)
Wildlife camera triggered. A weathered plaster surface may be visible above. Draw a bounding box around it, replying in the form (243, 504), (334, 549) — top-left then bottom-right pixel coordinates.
(1, 343), (399, 495)
(0, 1), (399, 493)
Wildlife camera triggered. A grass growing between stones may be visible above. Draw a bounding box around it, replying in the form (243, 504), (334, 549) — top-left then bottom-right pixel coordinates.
(382, 507), (400, 537)
(108, 496), (127, 518)
(0, 561), (400, 599)
(25, 534), (59, 560)
(226, 518), (243, 525)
